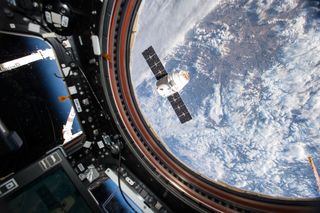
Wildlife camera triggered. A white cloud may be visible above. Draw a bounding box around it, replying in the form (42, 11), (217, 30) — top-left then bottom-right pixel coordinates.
(131, 0), (223, 87)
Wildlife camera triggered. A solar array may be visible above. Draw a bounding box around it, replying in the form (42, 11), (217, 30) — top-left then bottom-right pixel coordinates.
(167, 93), (192, 124)
(142, 46), (167, 80)
(142, 46), (192, 124)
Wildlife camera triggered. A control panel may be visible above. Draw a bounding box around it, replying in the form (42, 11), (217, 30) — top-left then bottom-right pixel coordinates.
(110, 168), (170, 213)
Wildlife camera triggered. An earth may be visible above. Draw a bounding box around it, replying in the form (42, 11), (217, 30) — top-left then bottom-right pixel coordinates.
(130, 0), (320, 198)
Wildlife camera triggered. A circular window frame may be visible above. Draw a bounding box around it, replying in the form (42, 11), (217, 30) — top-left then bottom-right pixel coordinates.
(99, 0), (320, 212)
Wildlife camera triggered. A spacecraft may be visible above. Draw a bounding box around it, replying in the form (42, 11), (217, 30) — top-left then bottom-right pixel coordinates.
(142, 46), (192, 124)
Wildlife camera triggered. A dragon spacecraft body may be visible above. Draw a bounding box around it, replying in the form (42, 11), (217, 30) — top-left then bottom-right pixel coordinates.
(156, 70), (190, 97)
(142, 46), (192, 124)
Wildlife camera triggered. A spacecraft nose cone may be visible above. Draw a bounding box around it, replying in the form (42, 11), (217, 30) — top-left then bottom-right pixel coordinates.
(181, 70), (190, 81)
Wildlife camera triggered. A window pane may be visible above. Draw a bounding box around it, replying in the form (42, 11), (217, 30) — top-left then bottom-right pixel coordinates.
(130, 0), (320, 198)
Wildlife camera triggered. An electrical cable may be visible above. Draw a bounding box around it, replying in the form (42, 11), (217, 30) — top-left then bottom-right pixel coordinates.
(118, 151), (138, 213)
(44, 104), (57, 143)
(54, 73), (65, 79)
(78, 66), (111, 121)
(54, 67), (72, 79)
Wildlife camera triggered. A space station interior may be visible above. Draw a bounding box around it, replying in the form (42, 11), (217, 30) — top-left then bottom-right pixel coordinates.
(0, 0), (319, 212)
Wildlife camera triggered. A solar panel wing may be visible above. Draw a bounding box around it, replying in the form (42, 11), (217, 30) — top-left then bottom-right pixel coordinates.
(167, 93), (192, 124)
(142, 46), (168, 80)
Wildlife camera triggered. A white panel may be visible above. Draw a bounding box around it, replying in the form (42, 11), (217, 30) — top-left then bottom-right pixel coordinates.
(62, 40), (71, 48)
(61, 16), (69, 27)
(28, 23), (40, 33)
(51, 12), (61, 24)
(91, 35), (101, 55)
(45, 11), (52, 23)
(42, 32), (57, 38)
(68, 86), (77, 95)
(78, 36), (83, 46)
(77, 163), (85, 172)
(97, 141), (105, 149)
(73, 99), (82, 112)
(53, 23), (61, 28)
(83, 141), (92, 148)
(62, 67), (71, 76)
